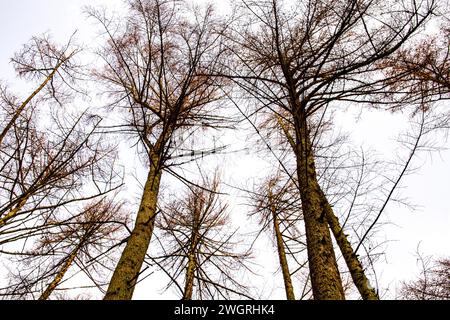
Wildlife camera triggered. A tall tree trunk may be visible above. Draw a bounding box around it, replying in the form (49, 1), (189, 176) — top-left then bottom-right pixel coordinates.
(268, 187), (295, 300)
(272, 210), (295, 300)
(182, 232), (199, 300)
(0, 60), (64, 146)
(38, 244), (80, 300)
(324, 200), (379, 300)
(277, 113), (377, 299)
(104, 147), (163, 300)
(295, 114), (345, 300)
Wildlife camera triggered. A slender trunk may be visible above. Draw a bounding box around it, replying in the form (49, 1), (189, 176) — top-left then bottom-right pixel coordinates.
(182, 232), (199, 300)
(277, 113), (377, 299)
(38, 244), (80, 300)
(271, 209), (295, 300)
(0, 60), (64, 146)
(104, 146), (163, 300)
(324, 201), (379, 300)
(295, 114), (345, 300)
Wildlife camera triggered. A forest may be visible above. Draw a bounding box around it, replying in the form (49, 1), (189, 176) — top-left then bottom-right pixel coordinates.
(0, 0), (449, 300)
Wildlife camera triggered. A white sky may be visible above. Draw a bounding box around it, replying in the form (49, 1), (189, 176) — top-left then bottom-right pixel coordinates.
(0, 0), (448, 300)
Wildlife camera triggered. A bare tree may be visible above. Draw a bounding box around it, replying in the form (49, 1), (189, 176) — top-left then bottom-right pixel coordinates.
(222, 0), (437, 299)
(151, 173), (252, 300)
(249, 171), (304, 300)
(87, 0), (231, 299)
(260, 104), (380, 299)
(379, 17), (450, 107)
(0, 33), (122, 246)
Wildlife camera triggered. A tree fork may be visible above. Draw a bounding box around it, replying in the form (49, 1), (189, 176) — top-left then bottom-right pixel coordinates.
(0, 194), (30, 228)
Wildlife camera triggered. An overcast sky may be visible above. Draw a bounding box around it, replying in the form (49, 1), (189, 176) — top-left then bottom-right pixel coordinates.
(0, 0), (448, 300)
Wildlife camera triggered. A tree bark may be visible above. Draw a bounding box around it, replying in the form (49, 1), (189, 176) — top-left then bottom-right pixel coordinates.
(0, 60), (64, 146)
(182, 232), (199, 300)
(324, 200), (379, 300)
(277, 112), (377, 299)
(38, 244), (80, 300)
(104, 148), (163, 300)
(295, 115), (345, 300)
(272, 210), (296, 300)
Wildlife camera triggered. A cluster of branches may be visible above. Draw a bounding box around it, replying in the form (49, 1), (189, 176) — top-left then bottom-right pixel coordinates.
(216, 0), (449, 300)
(5, 199), (128, 300)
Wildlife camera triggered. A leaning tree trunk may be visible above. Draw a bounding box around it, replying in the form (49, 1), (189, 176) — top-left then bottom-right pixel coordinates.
(0, 60), (64, 146)
(104, 145), (163, 300)
(39, 243), (81, 300)
(294, 114), (345, 300)
(268, 190), (295, 300)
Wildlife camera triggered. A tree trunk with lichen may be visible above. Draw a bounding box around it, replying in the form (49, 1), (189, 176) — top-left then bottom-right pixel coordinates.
(278, 112), (377, 299)
(324, 200), (379, 300)
(104, 145), (163, 300)
(0, 60), (64, 147)
(294, 113), (345, 300)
